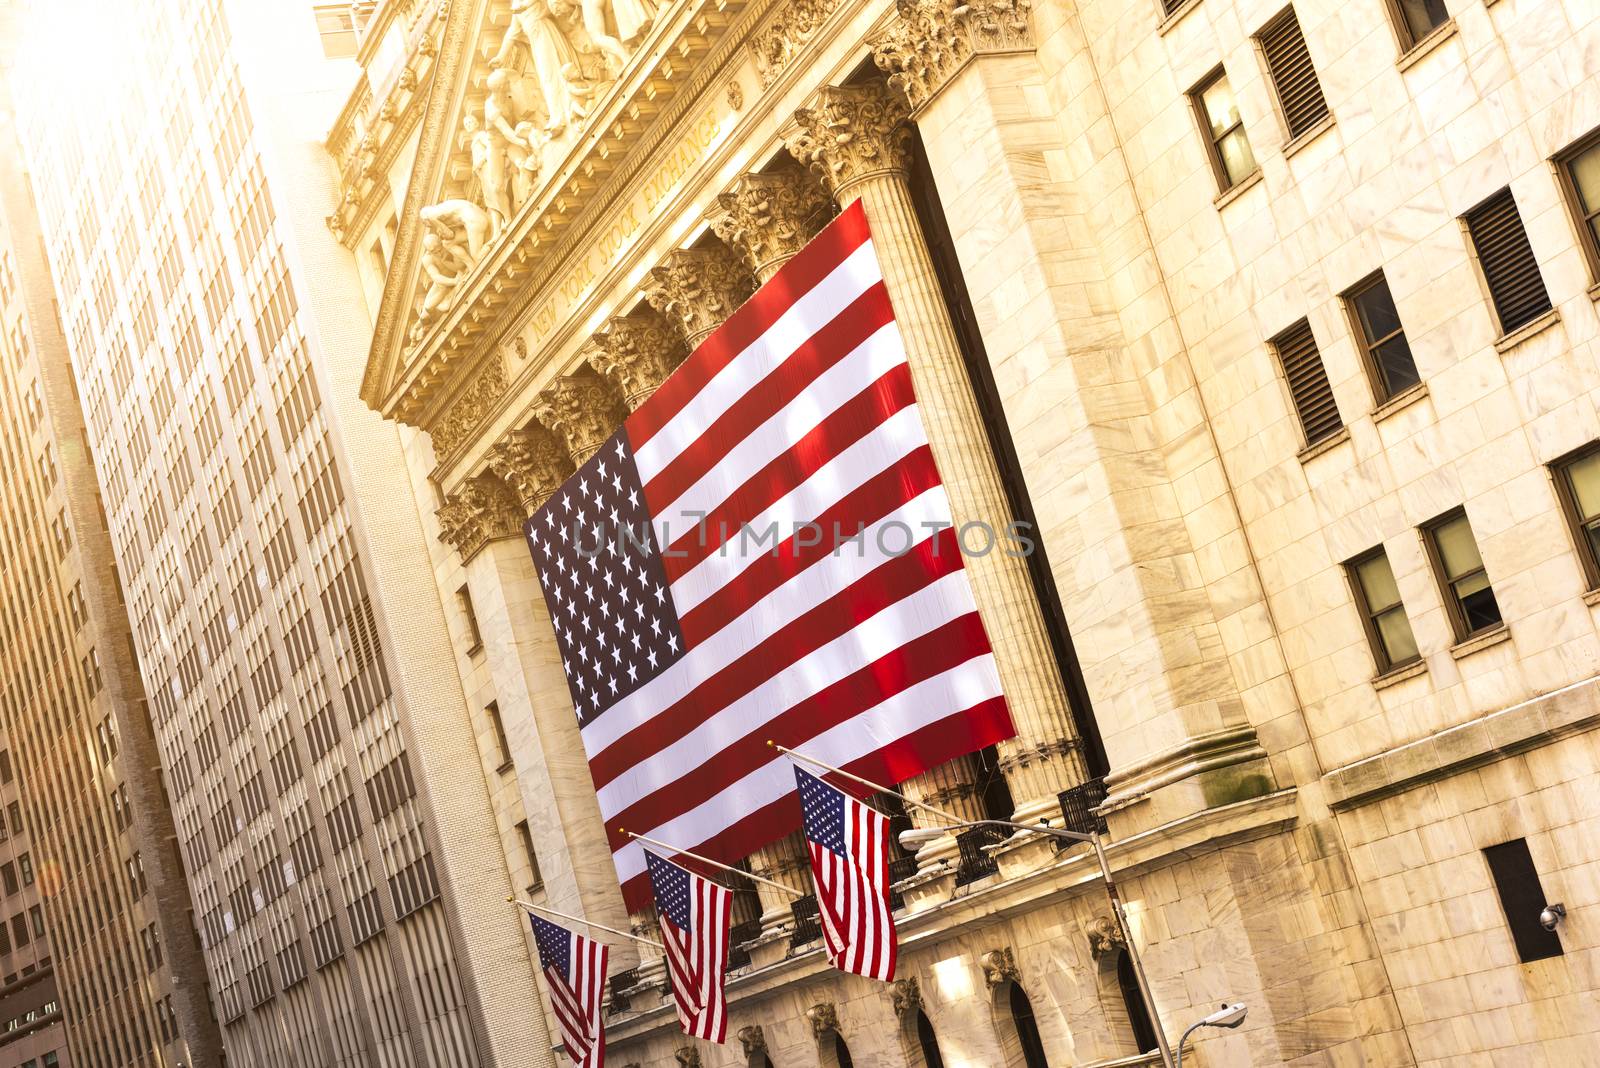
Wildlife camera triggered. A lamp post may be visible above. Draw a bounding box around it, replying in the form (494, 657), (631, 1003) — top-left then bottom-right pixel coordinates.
(1175, 1003), (1247, 1068)
(899, 819), (1177, 1068)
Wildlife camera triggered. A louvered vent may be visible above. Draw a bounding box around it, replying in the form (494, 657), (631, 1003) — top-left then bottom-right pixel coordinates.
(1465, 188), (1552, 335)
(1259, 9), (1328, 139)
(1273, 319), (1342, 446)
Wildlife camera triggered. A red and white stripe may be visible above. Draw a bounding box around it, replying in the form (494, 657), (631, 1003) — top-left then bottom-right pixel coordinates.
(598, 200), (1013, 907)
(547, 935), (607, 1068)
(658, 877), (731, 1042)
(811, 792), (897, 982)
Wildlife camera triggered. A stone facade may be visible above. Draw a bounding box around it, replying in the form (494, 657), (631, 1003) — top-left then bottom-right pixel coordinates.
(331, 0), (1600, 1064)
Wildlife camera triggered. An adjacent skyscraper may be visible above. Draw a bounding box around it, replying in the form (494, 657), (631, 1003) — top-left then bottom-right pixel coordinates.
(0, 9), (225, 1065)
(8, 1), (548, 1064)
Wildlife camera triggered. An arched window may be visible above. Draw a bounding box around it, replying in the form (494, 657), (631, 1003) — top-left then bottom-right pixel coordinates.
(1009, 982), (1050, 1068)
(1116, 950), (1158, 1053)
(829, 1032), (854, 1068)
(749, 1054), (774, 1068)
(914, 1008), (946, 1068)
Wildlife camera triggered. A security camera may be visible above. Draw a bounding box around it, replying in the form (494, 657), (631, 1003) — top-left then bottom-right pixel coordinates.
(1540, 903), (1566, 931)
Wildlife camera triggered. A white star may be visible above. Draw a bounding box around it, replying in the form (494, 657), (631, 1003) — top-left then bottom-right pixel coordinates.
(630, 631), (641, 652)
(628, 488), (638, 508)
(607, 675), (618, 695)
(612, 472), (623, 494)
(654, 584), (665, 605)
(615, 438), (626, 459)
(627, 663), (638, 682)
(668, 633), (679, 653)
(634, 601), (645, 621)
(650, 616), (660, 636)
(579, 476), (591, 499)
(648, 649), (658, 669)
(598, 459), (608, 481)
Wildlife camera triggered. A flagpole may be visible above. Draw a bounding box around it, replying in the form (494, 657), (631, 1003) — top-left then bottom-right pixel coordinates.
(508, 897), (665, 950)
(767, 740), (967, 826)
(620, 829), (807, 898)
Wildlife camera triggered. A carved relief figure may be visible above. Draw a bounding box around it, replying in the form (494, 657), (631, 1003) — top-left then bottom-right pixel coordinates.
(464, 113), (511, 234)
(417, 231), (468, 324)
(485, 69), (548, 206)
(612, 0), (658, 46)
(494, 0), (596, 133)
(419, 199), (492, 263)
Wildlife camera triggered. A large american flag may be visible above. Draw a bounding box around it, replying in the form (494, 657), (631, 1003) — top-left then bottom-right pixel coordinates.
(527, 199), (1014, 909)
(529, 914), (608, 1068)
(794, 764), (897, 980)
(644, 850), (731, 1042)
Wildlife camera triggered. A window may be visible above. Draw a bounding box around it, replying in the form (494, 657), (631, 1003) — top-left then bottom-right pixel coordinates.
(1193, 69), (1256, 191)
(313, 4), (358, 58)
(486, 701), (512, 769)
(1271, 319), (1342, 447)
(913, 1009), (946, 1068)
(1483, 839), (1562, 963)
(17, 854), (31, 887)
(1424, 510), (1501, 639)
(1344, 272), (1419, 401)
(1348, 548), (1420, 673)
(516, 820), (543, 894)
(457, 586), (483, 655)
(1557, 130), (1600, 282)
(1553, 442), (1600, 588)
(1257, 8), (1328, 140)
(1389, 0), (1449, 50)
(1007, 983), (1050, 1068)
(1116, 951), (1159, 1054)
(1463, 187), (1552, 336)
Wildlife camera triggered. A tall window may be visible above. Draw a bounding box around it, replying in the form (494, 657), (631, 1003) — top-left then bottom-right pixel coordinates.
(1193, 69), (1256, 191)
(827, 1033), (855, 1068)
(914, 1009), (946, 1068)
(486, 701), (512, 769)
(1116, 951), (1159, 1053)
(1347, 548), (1420, 673)
(1389, 0), (1449, 49)
(1463, 187), (1552, 336)
(1271, 319), (1342, 447)
(1423, 510), (1501, 639)
(1483, 839), (1562, 963)
(1344, 272), (1419, 402)
(1256, 8), (1328, 139)
(1008, 983), (1050, 1068)
(456, 585), (483, 654)
(1557, 130), (1600, 283)
(1553, 442), (1600, 588)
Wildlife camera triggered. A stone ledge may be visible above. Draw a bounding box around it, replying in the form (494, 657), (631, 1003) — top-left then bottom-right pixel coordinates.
(1325, 672), (1600, 810)
(1449, 622), (1511, 660)
(1298, 425), (1351, 464)
(1212, 169), (1263, 210)
(1493, 308), (1562, 353)
(1396, 18), (1457, 71)
(602, 788), (1299, 1045)
(1283, 113), (1335, 159)
(1371, 382), (1428, 423)
(1372, 658), (1427, 691)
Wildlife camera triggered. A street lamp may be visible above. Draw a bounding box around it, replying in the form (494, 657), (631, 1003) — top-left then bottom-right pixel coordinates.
(1175, 1003), (1247, 1068)
(899, 819), (1177, 1068)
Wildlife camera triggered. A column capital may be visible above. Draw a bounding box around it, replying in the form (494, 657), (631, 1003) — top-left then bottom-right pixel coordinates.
(530, 371), (627, 466)
(784, 82), (913, 200)
(642, 245), (755, 349)
(872, 0), (1034, 113)
(583, 309), (689, 411)
(980, 945), (1020, 988)
(486, 423), (574, 513)
(805, 1000), (840, 1040)
(707, 168), (833, 282)
(737, 1024), (768, 1057)
(436, 473), (525, 561)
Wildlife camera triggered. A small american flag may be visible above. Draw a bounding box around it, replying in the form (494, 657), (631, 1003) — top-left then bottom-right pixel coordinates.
(530, 914), (608, 1068)
(644, 850), (731, 1042)
(794, 764), (897, 980)
(527, 200), (1014, 910)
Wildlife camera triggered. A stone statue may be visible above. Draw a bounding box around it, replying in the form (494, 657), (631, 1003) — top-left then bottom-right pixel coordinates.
(569, 0), (631, 70)
(464, 113), (511, 235)
(417, 231), (468, 322)
(419, 199), (492, 263)
(494, 0), (595, 133)
(612, 0), (658, 46)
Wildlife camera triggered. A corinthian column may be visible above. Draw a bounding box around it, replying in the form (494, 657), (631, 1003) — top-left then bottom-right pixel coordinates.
(641, 243), (755, 350)
(784, 81), (1085, 832)
(707, 167), (834, 283)
(582, 309), (689, 411)
(435, 473), (527, 561)
(486, 421), (574, 513)
(530, 369), (628, 466)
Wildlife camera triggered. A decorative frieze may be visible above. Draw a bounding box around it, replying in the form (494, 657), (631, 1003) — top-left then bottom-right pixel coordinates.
(784, 83), (914, 199)
(429, 351), (508, 458)
(486, 423), (574, 512)
(752, 0), (840, 88)
(872, 0), (1034, 114)
(583, 309), (689, 410)
(436, 473), (526, 560)
(707, 168), (833, 283)
(530, 370), (628, 465)
(641, 245), (755, 349)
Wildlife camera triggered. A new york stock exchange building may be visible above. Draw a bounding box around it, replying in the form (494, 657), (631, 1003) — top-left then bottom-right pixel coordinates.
(326, 0), (1600, 1063)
